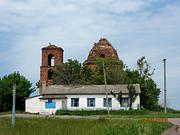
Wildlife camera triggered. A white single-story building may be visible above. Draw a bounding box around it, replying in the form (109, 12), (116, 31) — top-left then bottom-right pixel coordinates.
(25, 84), (141, 114)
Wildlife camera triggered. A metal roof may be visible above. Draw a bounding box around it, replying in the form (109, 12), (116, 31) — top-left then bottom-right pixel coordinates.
(43, 84), (141, 95)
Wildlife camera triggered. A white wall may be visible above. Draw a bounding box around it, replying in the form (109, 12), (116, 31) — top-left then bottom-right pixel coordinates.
(25, 96), (42, 114)
(66, 95), (119, 110)
(66, 94), (140, 110)
(25, 94), (140, 114)
(132, 95), (140, 109)
(25, 96), (62, 115)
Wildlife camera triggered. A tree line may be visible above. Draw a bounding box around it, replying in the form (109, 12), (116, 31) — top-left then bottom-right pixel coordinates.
(0, 57), (160, 112)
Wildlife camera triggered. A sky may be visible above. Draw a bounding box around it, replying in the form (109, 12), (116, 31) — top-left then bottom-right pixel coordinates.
(0, 0), (180, 110)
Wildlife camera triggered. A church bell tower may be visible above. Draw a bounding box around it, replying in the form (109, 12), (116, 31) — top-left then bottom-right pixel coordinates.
(40, 43), (64, 94)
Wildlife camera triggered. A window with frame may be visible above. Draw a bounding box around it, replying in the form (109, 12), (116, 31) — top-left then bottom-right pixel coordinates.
(71, 98), (79, 107)
(121, 98), (129, 107)
(45, 99), (56, 109)
(87, 98), (95, 107)
(103, 98), (112, 107)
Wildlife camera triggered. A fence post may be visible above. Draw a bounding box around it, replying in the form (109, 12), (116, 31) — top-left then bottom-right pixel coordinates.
(12, 83), (16, 128)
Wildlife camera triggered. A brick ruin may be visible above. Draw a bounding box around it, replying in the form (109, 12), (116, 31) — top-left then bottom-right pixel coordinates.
(86, 38), (120, 70)
(40, 39), (119, 94)
(40, 43), (63, 94)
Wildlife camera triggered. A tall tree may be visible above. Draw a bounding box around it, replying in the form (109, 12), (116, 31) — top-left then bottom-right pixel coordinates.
(53, 59), (93, 85)
(124, 57), (160, 110)
(0, 72), (34, 112)
(137, 57), (160, 110)
(137, 56), (154, 80)
(93, 58), (125, 84)
(81, 63), (94, 84)
(53, 59), (81, 85)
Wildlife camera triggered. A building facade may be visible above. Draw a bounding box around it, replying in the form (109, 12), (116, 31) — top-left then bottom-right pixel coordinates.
(26, 85), (141, 114)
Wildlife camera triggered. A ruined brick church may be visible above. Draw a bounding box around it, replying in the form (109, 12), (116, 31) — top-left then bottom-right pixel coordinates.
(40, 38), (120, 93)
(26, 38), (141, 114)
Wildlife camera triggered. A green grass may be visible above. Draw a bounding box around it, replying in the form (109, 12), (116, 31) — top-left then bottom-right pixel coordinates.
(55, 109), (180, 118)
(107, 111), (180, 118)
(0, 111), (29, 115)
(0, 117), (172, 135)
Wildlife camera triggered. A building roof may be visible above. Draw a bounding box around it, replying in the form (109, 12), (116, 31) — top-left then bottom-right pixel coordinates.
(25, 95), (42, 100)
(40, 95), (66, 99)
(43, 84), (141, 95)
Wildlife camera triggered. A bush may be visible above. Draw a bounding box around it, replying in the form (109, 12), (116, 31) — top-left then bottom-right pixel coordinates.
(55, 109), (149, 116)
(55, 110), (108, 115)
(109, 109), (149, 115)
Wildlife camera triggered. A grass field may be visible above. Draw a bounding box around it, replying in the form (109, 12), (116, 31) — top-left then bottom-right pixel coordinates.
(107, 111), (180, 118)
(0, 117), (172, 135)
(55, 109), (180, 118)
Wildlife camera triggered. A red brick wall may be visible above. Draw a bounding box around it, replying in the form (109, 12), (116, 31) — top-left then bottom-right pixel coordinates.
(40, 45), (63, 94)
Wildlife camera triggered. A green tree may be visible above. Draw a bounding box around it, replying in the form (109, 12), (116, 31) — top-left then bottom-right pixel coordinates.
(137, 57), (160, 110)
(53, 58), (125, 85)
(141, 79), (160, 110)
(127, 84), (138, 110)
(0, 72), (34, 112)
(53, 59), (93, 85)
(93, 58), (125, 84)
(137, 56), (154, 80)
(124, 69), (140, 84)
(81, 63), (94, 84)
(124, 57), (160, 110)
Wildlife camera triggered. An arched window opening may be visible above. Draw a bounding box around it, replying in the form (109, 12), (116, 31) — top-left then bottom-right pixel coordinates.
(48, 54), (55, 66)
(48, 70), (53, 80)
(100, 54), (105, 58)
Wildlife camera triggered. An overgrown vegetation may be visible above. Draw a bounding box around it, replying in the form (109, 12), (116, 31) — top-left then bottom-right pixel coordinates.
(52, 58), (124, 85)
(124, 57), (160, 110)
(93, 58), (125, 84)
(0, 117), (172, 135)
(0, 72), (34, 112)
(52, 57), (161, 111)
(53, 59), (93, 85)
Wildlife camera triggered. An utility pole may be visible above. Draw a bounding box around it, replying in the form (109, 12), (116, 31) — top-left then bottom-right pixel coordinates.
(102, 59), (109, 114)
(163, 59), (167, 114)
(12, 83), (16, 128)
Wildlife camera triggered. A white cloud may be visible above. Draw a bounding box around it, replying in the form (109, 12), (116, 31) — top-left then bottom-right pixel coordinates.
(0, 0), (180, 109)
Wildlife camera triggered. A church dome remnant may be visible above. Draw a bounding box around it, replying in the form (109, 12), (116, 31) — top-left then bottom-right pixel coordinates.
(86, 38), (120, 68)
